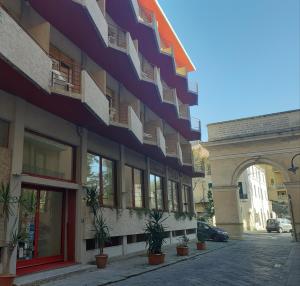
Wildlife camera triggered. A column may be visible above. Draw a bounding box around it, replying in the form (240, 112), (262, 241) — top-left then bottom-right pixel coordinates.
(75, 127), (87, 263)
(144, 157), (150, 209)
(212, 185), (243, 239)
(5, 98), (25, 274)
(285, 182), (300, 242)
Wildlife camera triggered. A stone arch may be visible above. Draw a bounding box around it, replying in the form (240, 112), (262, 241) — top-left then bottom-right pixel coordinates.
(231, 157), (291, 186)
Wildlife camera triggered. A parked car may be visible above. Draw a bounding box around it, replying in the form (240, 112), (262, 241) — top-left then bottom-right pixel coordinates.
(266, 218), (293, 233)
(197, 221), (229, 242)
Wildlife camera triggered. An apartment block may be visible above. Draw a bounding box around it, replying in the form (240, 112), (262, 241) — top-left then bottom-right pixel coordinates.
(0, 0), (202, 275)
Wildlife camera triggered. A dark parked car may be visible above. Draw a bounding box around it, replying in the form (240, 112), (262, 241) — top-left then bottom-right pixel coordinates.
(266, 218), (293, 233)
(197, 221), (229, 242)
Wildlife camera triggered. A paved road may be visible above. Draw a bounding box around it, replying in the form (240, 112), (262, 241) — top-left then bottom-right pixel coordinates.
(111, 233), (295, 286)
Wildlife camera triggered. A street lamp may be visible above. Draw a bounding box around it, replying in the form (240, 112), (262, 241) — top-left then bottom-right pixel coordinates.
(288, 153), (300, 174)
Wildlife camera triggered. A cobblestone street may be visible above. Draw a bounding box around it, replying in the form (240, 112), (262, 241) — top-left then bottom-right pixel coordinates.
(111, 233), (298, 286)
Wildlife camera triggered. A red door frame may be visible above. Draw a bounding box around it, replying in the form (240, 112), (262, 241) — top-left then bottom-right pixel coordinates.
(16, 184), (76, 272)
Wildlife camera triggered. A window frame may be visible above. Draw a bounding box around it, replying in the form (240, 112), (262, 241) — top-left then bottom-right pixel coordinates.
(22, 130), (76, 182)
(182, 184), (191, 213)
(149, 173), (165, 211)
(87, 151), (117, 208)
(167, 180), (179, 212)
(125, 165), (145, 209)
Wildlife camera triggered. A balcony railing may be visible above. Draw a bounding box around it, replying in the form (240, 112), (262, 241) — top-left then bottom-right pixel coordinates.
(138, 5), (154, 26)
(144, 122), (165, 154)
(0, 6), (52, 92)
(163, 82), (178, 108)
(181, 144), (193, 166)
(191, 117), (201, 132)
(178, 101), (190, 120)
(110, 104), (143, 143)
(140, 55), (155, 81)
(108, 23), (127, 50)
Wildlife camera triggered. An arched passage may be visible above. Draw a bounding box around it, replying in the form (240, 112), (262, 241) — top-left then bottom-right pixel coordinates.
(205, 110), (300, 240)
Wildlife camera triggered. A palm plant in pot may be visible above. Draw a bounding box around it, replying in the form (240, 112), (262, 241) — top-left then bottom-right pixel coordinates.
(196, 229), (207, 250)
(176, 235), (189, 256)
(85, 186), (110, 269)
(145, 210), (167, 265)
(0, 183), (26, 286)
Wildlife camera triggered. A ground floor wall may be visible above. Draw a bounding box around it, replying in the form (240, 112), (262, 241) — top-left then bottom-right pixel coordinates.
(0, 92), (196, 274)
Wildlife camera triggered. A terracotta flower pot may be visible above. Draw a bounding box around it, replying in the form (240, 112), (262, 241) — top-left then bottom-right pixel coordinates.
(148, 253), (165, 265)
(196, 242), (206, 250)
(0, 274), (16, 286)
(95, 254), (108, 268)
(176, 246), (189, 256)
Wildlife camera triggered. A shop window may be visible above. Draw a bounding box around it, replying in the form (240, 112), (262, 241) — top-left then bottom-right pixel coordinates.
(182, 185), (191, 212)
(186, 229), (196, 235)
(86, 239), (96, 251)
(125, 165), (144, 208)
(105, 236), (122, 247)
(0, 119), (9, 147)
(23, 132), (74, 180)
(167, 180), (179, 212)
(136, 233), (146, 242)
(87, 153), (116, 207)
(149, 174), (165, 210)
(172, 230), (185, 237)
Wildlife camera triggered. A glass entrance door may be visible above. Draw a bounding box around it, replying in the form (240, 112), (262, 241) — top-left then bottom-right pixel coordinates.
(17, 187), (65, 267)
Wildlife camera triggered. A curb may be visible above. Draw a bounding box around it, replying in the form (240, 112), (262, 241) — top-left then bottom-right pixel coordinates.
(98, 242), (236, 286)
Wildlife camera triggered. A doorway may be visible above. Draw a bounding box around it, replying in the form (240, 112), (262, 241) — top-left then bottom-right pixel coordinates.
(16, 185), (75, 271)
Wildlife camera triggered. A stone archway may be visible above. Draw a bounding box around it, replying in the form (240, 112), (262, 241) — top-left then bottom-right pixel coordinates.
(204, 110), (300, 240)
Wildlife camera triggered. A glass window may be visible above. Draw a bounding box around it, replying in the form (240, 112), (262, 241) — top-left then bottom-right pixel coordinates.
(87, 153), (116, 207)
(125, 166), (144, 208)
(23, 132), (74, 180)
(182, 185), (191, 212)
(149, 174), (164, 210)
(168, 180), (179, 212)
(0, 119), (9, 147)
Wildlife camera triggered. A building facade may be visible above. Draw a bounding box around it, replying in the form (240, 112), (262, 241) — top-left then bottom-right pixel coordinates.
(192, 142), (212, 218)
(238, 165), (272, 231)
(0, 0), (202, 275)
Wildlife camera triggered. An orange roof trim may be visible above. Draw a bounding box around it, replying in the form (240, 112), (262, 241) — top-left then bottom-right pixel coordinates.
(138, 0), (196, 72)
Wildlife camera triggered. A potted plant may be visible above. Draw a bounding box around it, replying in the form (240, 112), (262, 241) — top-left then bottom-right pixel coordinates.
(196, 229), (207, 250)
(0, 183), (25, 286)
(85, 186), (110, 269)
(145, 210), (167, 265)
(176, 235), (189, 256)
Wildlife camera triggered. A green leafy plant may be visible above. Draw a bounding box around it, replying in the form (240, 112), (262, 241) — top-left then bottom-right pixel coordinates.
(85, 185), (110, 255)
(145, 210), (168, 255)
(0, 182), (26, 274)
(177, 235), (189, 247)
(205, 189), (215, 219)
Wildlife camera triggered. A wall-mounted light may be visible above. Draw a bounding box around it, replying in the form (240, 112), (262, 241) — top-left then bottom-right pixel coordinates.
(288, 153), (300, 174)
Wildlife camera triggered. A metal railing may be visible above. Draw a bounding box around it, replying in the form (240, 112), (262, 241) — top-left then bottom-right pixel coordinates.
(108, 23), (127, 50)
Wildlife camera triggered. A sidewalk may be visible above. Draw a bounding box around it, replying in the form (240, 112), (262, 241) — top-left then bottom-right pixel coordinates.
(15, 240), (234, 286)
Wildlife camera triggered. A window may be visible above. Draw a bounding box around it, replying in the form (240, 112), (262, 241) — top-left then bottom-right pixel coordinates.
(149, 174), (164, 210)
(167, 180), (179, 212)
(23, 132), (74, 180)
(87, 153), (116, 207)
(182, 185), (191, 212)
(125, 165), (144, 208)
(0, 119), (9, 147)
(238, 182), (248, 199)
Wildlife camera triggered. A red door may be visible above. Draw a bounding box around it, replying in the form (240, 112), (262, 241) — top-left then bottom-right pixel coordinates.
(16, 185), (75, 271)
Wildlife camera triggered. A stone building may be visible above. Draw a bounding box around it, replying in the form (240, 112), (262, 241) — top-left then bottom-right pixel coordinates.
(0, 0), (202, 275)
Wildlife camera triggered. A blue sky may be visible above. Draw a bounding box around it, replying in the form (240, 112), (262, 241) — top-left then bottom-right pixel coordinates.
(159, 0), (300, 141)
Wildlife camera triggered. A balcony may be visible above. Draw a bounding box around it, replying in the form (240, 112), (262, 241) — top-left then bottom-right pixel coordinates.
(162, 81), (179, 113)
(110, 104), (143, 143)
(72, 0), (108, 46)
(108, 22), (141, 78)
(0, 6), (52, 92)
(165, 133), (182, 164)
(50, 60), (109, 125)
(144, 120), (166, 155)
(181, 142), (193, 166)
(178, 100), (190, 120)
(140, 55), (163, 100)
